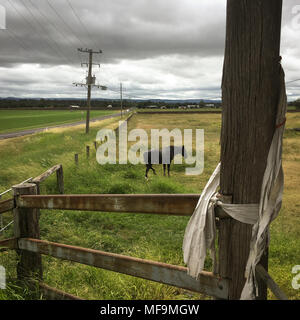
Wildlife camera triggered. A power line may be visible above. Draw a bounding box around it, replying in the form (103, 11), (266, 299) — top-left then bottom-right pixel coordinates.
(65, 0), (97, 49)
(6, 0), (36, 33)
(3, 28), (29, 52)
(4, 0), (41, 53)
(26, 0), (79, 65)
(45, 0), (88, 49)
(18, 0), (72, 65)
(106, 87), (150, 100)
(286, 78), (300, 85)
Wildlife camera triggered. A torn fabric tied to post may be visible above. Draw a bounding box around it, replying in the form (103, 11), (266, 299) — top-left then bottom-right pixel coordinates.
(182, 65), (287, 300)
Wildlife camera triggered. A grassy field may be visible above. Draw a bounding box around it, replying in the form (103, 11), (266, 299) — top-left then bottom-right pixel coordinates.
(136, 108), (221, 113)
(0, 109), (118, 134)
(0, 112), (299, 300)
(136, 106), (299, 113)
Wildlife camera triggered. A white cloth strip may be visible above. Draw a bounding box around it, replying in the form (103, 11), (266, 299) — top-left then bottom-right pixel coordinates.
(183, 65), (287, 300)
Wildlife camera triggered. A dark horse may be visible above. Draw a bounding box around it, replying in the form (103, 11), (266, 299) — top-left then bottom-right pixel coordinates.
(143, 145), (186, 178)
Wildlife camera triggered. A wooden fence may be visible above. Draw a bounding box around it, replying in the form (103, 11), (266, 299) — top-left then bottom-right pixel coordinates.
(0, 185), (230, 300)
(0, 174), (288, 300)
(32, 164), (64, 195)
(0, 164), (63, 237)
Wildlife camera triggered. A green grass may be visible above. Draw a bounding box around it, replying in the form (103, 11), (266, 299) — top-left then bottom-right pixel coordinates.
(0, 112), (299, 300)
(0, 109), (118, 134)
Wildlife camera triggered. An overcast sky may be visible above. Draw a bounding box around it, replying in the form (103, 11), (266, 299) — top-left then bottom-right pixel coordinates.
(0, 0), (299, 100)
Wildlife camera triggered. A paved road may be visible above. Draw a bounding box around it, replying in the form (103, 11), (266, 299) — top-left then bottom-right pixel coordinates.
(0, 111), (129, 140)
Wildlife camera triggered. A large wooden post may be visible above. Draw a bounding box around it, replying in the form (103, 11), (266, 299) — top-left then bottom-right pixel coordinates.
(219, 0), (283, 299)
(12, 183), (43, 282)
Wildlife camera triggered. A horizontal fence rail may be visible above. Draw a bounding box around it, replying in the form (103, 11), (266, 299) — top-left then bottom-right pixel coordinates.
(32, 164), (64, 195)
(0, 198), (14, 215)
(0, 237), (18, 249)
(17, 238), (229, 299)
(38, 282), (83, 300)
(16, 194), (201, 216)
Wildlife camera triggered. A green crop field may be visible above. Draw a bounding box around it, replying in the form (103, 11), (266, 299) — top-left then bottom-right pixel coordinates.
(0, 109), (118, 134)
(0, 112), (299, 300)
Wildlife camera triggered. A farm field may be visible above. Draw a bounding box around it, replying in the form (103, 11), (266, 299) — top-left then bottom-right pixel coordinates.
(136, 106), (299, 113)
(136, 108), (221, 113)
(0, 109), (118, 134)
(0, 112), (299, 300)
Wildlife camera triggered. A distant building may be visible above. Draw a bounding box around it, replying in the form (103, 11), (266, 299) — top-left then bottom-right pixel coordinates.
(205, 103), (215, 108)
(146, 105), (159, 109)
(107, 105), (113, 108)
(70, 105), (80, 109)
(187, 105), (198, 109)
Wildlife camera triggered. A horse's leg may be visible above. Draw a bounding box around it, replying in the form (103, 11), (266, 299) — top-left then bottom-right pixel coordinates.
(167, 164), (170, 177)
(163, 164), (166, 176)
(151, 165), (157, 175)
(145, 165), (150, 179)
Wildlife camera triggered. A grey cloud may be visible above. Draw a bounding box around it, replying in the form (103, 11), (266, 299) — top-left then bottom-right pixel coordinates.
(0, 0), (227, 67)
(0, 0), (299, 100)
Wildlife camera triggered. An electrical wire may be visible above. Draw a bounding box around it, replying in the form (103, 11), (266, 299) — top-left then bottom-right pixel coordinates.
(65, 0), (97, 50)
(286, 78), (300, 85)
(45, 0), (88, 49)
(4, 0), (41, 54)
(6, 0), (36, 33)
(2, 28), (30, 52)
(26, 0), (79, 65)
(18, 0), (72, 65)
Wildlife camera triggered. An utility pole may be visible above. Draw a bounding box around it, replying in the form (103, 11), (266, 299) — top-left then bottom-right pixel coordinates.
(219, 0), (283, 299)
(120, 82), (123, 118)
(73, 48), (107, 134)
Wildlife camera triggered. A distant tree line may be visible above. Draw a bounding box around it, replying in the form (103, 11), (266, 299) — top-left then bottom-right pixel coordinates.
(288, 99), (300, 109)
(1, 97), (298, 110)
(0, 98), (138, 109)
(0, 98), (224, 110)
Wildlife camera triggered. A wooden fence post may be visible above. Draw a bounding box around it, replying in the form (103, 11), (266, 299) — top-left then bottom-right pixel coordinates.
(0, 195), (2, 233)
(219, 0), (283, 299)
(75, 154), (79, 165)
(35, 182), (41, 195)
(56, 165), (64, 194)
(12, 183), (43, 283)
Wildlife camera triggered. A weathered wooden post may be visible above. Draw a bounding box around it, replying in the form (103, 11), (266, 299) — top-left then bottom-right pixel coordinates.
(32, 181), (41, 195)
(75, 153), (79, 165)
(56, 165), (64, 194)
(12, 183), (43, 283)
(219, 0), (283, 299)
(0, 195), (3, 233)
